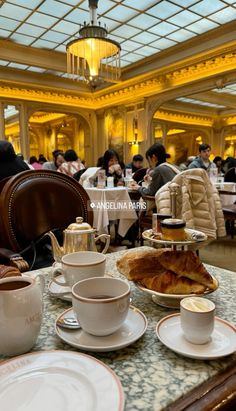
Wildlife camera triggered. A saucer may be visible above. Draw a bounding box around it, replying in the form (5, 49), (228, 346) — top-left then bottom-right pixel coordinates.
(48, 274), (72, 302)
(156, 313), (236, 360)
(0, 351), (124, 411)
(142, 228), (207, 245)
(55, 306), (148, 352)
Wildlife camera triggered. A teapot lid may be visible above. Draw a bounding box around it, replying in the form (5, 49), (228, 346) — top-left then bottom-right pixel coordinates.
(66, 217), (94, 232)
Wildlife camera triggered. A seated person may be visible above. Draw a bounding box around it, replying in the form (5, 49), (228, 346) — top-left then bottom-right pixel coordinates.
(102, 149), (124, 186)
(0, 140), (30, 181)
(126, 154), (144, 173)
(43, 150), (65, 171)
(57, 149), (85, 177)
(130, 143), (179, 197)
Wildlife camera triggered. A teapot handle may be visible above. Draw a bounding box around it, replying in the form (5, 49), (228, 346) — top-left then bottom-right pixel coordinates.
(94, 234), (110, 254)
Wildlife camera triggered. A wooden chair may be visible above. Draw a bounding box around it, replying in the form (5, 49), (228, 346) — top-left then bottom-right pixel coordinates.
(218, 189), (236, 238)
(0, 170), (93, 271)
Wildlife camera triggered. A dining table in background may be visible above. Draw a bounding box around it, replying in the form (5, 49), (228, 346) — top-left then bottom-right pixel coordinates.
(85, 186), (137, 237)
(214, 182), (236, 206)
(1, 247), (235, 411)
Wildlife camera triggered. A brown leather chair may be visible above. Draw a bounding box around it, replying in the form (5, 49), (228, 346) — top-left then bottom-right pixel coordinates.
(0, 170), (93, 270)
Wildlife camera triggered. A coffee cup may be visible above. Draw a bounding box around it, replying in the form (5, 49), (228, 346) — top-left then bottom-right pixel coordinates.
(51, 251), (106, 290)
(72, 277), (130, 336)
(0, 275), (44, 356)
(180, 297), (215, 344)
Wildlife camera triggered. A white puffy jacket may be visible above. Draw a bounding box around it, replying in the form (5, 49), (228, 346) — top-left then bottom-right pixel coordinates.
(155, 168), (226, 239)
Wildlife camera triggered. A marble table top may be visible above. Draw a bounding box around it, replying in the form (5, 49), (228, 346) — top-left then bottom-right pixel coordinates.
(1, 247), (236, 411)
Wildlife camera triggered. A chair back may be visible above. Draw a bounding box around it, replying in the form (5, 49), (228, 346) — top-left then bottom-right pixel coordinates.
(0, 170), (93, 251)
(224, 167), (236, 183)
(132, 168), (148, 183)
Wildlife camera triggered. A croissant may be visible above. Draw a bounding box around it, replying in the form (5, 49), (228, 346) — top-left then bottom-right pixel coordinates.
(157, 250), (217, 290)
(116, 248), (170, 281)
(140, 271), (206, 295)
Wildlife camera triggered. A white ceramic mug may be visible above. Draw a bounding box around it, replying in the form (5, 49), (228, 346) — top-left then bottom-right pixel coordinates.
(0, 275), (44, 356)
(51, 251), (106, 290)
(72, 277), (130, 336)
(180, 297), (215, 344)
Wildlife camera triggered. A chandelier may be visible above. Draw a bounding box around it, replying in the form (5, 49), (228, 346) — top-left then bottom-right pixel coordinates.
(66, 0), (121, 88)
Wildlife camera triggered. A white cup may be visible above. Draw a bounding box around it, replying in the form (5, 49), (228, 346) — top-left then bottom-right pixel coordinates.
(72, 277), (130, 336)
(0, 275), (43, 356)
(180, 297), (215, 345)
(51, 251), (106, 290)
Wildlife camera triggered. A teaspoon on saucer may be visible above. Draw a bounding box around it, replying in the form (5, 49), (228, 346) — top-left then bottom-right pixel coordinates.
(56, 316), (81, 330)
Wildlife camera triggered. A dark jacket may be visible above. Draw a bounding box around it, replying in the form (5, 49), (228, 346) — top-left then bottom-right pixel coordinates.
(0, 140), (30, 181)
(138, 163), (179, 196)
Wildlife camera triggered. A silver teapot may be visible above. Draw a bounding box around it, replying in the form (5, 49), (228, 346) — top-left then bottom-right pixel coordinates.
(46, 217), (110, 262)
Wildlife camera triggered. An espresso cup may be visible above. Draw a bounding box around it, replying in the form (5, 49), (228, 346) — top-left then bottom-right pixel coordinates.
(0, 275), (43, 356)
(180, 297), (215, 345)
(51, 251), (106, 290)
(72, 277), (130, 336)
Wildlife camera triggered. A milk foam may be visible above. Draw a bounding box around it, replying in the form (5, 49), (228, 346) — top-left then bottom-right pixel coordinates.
(181, 297), (214, 312)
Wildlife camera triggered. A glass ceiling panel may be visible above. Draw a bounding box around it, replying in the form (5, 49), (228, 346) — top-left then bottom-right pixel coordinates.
(26, 13), (58, 28)
(128, 14), (159, 29)
(190, 0), (226, 16)
(8, 0), (42, 8)
(213, 84), (236, 95)
(0, 16), (20, 31)
(186, 19), (219, 34)
(147, 1), (182, 19)
(10, 33), (35, 45)
(0, 0), (235, 79)
(169, 28), (196, 42)
(51, 20), (78, 35)
(150, 21), (179, 36)
(104, 5), (137, 20)
(176, 97), (226, 108)
(111, 25), (141, 37)
(0, 3), (31, 20)
(17, 24), (46, 37)
(169, 10), (200, 25)
(0, 28), (11, 38)
(209, 7), (236, 24)
(37, 0), (72, 17)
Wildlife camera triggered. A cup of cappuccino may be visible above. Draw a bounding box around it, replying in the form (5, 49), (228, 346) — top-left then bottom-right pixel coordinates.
(180, 297), (215, 344)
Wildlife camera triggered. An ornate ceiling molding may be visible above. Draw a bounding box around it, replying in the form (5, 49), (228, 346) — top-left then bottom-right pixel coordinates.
(1, 50), (236, 111)
(155, 109), (213, 127)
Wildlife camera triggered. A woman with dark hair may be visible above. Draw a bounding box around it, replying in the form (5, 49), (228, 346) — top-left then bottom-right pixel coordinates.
(101, 149), (124, 186)
(130, 143), (179, 196)
(29, 156), (42, 169)
(58, 149), (84, 177)
(0, 140), (29, 181)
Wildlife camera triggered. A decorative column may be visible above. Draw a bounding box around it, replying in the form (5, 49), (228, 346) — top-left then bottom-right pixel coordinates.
(0, 102), (5, 139)
(19, 103), (30, 159)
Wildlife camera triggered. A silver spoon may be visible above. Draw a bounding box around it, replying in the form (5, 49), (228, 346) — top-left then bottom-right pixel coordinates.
(56, 316), (81, 330)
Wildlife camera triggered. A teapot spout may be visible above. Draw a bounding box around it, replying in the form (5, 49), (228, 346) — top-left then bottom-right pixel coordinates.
(45, 231), (63, 263)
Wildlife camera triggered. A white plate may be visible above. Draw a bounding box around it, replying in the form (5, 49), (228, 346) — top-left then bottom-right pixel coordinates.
(55, 306), (148, 352)
(142, 228), (207, 245)
(0, 351), (124, 411)
(156, 314), (236, 360)
(135, 278), (218, 309)
(48, 274), (72, 301)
